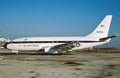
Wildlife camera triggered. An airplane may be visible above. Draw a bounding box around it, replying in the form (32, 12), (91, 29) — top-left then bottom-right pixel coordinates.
(3, 15), (118, 54)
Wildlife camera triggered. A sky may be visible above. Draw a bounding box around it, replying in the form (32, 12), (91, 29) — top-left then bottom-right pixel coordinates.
(0, 0), (120, 48)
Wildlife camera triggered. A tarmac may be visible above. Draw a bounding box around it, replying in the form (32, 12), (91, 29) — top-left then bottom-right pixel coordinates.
(0, 48), (120, 78)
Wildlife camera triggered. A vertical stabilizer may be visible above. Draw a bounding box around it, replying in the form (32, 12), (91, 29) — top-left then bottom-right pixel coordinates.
(87, 15), (112, 38)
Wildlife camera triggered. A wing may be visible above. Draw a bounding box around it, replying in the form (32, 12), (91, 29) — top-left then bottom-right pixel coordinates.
(43, 42), (79, 53)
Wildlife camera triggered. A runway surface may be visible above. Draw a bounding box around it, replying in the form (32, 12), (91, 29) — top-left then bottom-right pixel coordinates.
(0, 49), (120, 78)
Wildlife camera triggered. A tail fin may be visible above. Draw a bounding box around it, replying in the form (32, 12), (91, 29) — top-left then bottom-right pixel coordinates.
(87, 15), (112, 38)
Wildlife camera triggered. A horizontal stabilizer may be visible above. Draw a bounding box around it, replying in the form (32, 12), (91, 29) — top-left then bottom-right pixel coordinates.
(100, 35), (118, 41)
